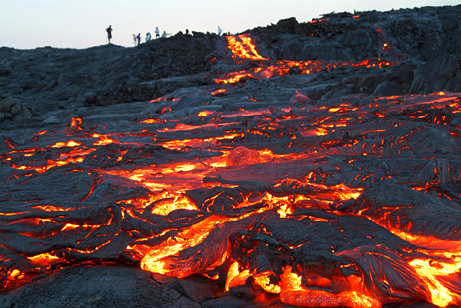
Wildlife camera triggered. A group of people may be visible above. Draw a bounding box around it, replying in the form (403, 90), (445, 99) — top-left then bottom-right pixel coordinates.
(133, 27), (169, 46)
(106, 25), (223, 46)
(106, 25), (168, 46)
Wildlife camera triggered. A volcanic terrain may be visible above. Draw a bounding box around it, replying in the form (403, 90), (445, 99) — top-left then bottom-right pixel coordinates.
(0, 4), (460, 308)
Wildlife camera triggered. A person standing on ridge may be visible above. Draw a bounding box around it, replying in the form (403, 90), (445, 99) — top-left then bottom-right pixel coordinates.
(136, 33), (141, 46)
(106, 25), (113, 44)
(218, 26), (222, 36)
(146, 32), (152, 42)
(155, 27), (160, 39)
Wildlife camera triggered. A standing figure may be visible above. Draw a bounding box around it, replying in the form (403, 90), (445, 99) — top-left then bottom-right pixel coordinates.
(218, 26), (222, 36)
(132, 34), (137, 46)
(146, 32), (152, 42)
(162, 31), (167, 38)
(136, 33), (141, 46)
(155, 27), (160, 39)
(106, 25), (113, 44)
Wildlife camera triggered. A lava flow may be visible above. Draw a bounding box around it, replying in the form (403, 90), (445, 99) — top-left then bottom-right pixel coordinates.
(214, 34), (396, 85)
(1, 16), (461, 308)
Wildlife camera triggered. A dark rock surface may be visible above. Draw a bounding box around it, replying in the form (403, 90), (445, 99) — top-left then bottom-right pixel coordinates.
(250, 5), (460, 98)
(0, 33), (217, 116)
(0, 95), (33, 122)
(0, 4), (460, 308)
(0, 5), (459, 125)
(0, 266), (206, 308)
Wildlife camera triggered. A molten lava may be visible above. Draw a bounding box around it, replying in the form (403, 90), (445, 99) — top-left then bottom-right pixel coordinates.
(1, 30), (461, 308)
(226, 34), (268, 61)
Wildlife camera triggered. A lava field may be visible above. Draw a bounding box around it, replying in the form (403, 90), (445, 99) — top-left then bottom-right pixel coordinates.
(1, 5), (460, 308)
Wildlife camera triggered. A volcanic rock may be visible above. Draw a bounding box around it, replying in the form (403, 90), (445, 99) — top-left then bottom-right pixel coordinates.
(0, 5), (458, 126)
(226, 146), (263, 166)
(0, 95), (32, 122)
(0, 33), (217, 117)
(0, 266), (202, 308)
(0, 4), (461, 308)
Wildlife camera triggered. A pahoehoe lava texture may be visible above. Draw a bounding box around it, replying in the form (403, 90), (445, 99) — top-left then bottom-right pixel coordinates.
(0, 4), (460, 308)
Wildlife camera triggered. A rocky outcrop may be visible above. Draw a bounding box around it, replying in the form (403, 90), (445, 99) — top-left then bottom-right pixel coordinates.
(0, 33), (218, 115)
(248, 5), (460, 97)
(0, 95), (32, 123)
(251, 5), (460, 62)
(410, 52), (460, 93)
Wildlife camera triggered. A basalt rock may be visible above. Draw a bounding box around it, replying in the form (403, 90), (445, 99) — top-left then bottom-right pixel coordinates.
(0, 95), (32, 122)
(0, 5), (459, 125)
(410, 52), (460, 93)
(1, 4), (461, 308)
(0, 266), (204, 308)
(0, 33), (218, 114)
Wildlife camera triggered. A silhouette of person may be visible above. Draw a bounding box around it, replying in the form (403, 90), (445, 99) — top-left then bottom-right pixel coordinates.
(132, 34), (136, 46)
(136, 33), (141, 46)
(185, 29), (190, 35)
(218, 26), (222, 36)
(155, 27), (160, 39)
(146, 32), (152, 42)
(106, 25), (113, 44)
(162, 31), (167, 38)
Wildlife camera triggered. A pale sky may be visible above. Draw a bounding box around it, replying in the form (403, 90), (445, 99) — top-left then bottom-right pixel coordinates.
(1, 0), (459, 49)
